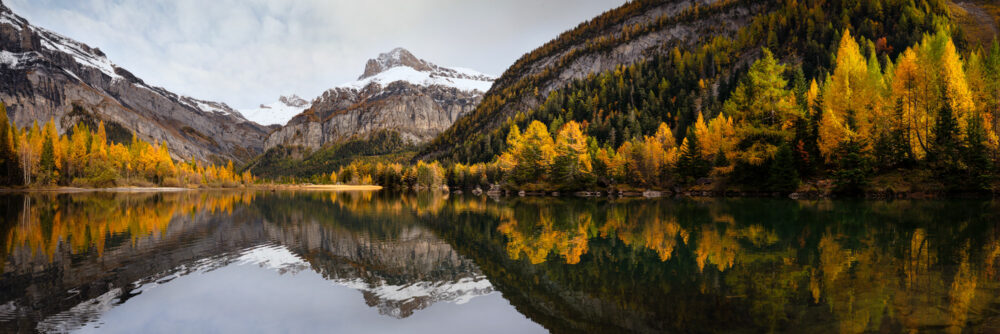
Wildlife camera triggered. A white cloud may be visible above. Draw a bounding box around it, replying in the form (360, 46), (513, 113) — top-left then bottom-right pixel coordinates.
(5, 0), (626, 109)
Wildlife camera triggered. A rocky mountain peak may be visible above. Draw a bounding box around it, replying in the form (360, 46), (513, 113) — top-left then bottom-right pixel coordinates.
(278, 94), (309, 108)
(359, 47), (433, 79)
(0, 2), (268, 162)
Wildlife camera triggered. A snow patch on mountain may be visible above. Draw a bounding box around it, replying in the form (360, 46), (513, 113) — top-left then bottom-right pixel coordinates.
(36, 28), (121, 80)
(345, 47), (495, 93)
(342, 66), (494, 93)
(0, 50), (22, 67)
(174, 96), (247, 121)
(239, 94), (312, 126)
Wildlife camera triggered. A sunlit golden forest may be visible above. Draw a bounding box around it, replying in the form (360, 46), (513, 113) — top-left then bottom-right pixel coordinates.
(329, 28), (1000, 195)
(0, 103), (254, 188)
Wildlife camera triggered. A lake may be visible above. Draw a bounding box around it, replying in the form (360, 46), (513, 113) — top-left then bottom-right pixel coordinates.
(0, 191), (999, 333)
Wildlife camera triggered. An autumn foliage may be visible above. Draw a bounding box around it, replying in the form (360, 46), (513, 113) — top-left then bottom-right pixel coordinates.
(0, 109), (253, 188)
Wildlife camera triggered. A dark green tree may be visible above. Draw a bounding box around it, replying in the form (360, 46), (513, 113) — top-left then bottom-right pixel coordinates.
(832, 138), (871, 195)
(769, 143), (799, 192)
(928, 92), (963, 189)
(963, 112), (992, 192)
(0, 103), (21, 186)
(39, 133), (56, 185)
(675, 128), (710, 185)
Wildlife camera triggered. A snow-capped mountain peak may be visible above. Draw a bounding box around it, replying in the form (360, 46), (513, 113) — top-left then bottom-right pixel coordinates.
(344, 47), (495, 93)
(1, 3), (118, 80)
(239, 94), (313, 126)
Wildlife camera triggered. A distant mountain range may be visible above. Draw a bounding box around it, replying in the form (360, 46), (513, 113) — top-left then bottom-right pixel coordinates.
(1, 0), (497, 165)
(264, 47), (495, 150)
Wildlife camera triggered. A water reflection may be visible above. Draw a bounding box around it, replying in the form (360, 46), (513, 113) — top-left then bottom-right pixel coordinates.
(0, 191), (524, 333)
(416, 197), (1000, 333)
(0, 192), (999, 333)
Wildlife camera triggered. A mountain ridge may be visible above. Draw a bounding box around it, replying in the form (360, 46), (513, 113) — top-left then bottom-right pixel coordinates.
(0, 1), (269, 163)
(262, 48), (494, 151)
(418, 0), (758, 162)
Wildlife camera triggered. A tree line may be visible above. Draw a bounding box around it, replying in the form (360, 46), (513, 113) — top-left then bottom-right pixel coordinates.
(423, 0), (949, 163)
(0, 103), (253, 188)
(328, 29), (998, 194)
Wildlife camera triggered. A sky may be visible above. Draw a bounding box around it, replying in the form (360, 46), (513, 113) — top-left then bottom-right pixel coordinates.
(5, 0), (626, 110)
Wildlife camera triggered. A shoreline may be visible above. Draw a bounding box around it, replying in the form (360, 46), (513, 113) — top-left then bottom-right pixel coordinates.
(0, 184), (383, 193)
(257, 184), (383, 191)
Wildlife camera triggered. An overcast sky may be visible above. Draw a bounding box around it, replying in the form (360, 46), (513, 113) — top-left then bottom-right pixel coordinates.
(5, 0), (626, 109)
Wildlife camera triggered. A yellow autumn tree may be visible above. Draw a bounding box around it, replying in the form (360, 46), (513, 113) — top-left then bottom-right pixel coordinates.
(552, 121), (593, 188)
(890, 48), (929, 158)
(823, 29), (881, 153)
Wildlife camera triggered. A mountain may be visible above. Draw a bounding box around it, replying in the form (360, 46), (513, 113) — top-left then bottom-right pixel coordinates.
(417, 0), (760, 161)
(0, 2), (269, 163)
(239, 94), (311, 126)
(263, 48), (494, 150)
(417, 0), (948, 164)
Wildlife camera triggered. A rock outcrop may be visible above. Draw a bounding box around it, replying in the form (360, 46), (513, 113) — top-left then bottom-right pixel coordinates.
(264, 48), (494, 150)
(0, 2), (268, 163)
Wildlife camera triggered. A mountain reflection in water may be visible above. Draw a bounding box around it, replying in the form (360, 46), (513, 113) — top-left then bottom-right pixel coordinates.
(1, 191), (999, 333)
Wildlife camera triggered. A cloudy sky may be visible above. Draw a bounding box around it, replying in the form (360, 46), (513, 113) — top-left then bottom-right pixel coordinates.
(5, 0), (626, 109)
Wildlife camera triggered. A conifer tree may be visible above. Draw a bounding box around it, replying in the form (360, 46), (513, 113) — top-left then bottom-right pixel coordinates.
(963, 112), (992, 191)
(832, 138), (871, 194)
(0, 103), (21, 186)
(929, 90), (963, 188)
(39, 132), (55, 185)
(769, 143), (799, 192)
(675, 128), (709, 185)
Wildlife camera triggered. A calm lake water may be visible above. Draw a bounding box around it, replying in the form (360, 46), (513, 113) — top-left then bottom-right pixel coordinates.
(0, 191), (998, 333)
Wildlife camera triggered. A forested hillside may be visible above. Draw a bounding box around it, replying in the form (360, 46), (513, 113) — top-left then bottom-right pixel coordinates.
(0, 103), (253, 188)
(423, 0), (950, 163)
(319, 0), (1000, 195)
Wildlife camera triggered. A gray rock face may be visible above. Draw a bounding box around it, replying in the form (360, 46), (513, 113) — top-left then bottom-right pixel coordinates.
(265, 48), (492, 150)
(266, 82), (480, 149)
(278, 94), (309, 108)
(0, 3), (268, 163)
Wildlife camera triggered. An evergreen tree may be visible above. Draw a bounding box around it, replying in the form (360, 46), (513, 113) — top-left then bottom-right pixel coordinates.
(713, 148), (729, 168)
(832, 138), (871, 195)
(929, 91), (963, 188)
(768, 143), (799, 192)
(39, 133), (55, 185)
(0, 103), (22, 186)
(675, 128), (709, 185)
(963, 112), (992, 191)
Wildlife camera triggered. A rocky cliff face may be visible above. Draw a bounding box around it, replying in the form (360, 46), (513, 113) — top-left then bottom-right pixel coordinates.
(0, 2), (268, 163)
(264, 48), (494, 150)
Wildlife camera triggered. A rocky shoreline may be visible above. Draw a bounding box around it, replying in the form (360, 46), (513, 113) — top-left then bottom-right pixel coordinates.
(449, 185), (997, 200)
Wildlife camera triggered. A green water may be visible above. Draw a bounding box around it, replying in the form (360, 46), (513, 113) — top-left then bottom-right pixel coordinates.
(0, 191), (998, 333)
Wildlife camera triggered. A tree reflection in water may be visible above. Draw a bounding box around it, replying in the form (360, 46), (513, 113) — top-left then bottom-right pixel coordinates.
(1, 193), (999, 333)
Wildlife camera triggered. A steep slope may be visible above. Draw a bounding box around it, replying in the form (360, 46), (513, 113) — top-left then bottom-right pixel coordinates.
(263, 48), (494, 150)
(239, 94), (311, 126)
(0, 2), (269, 163)
(949, 1), (1000, 46)
(418, 0), (948, 163)
(418, 0), (760, 161)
